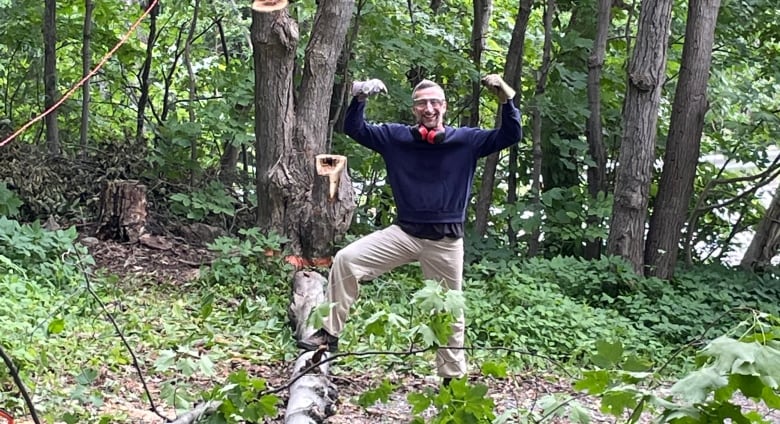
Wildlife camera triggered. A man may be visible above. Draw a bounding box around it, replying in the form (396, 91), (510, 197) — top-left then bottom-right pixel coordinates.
(299, 74), (521, 383)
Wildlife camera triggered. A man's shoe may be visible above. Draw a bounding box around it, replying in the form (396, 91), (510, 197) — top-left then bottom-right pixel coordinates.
(297, 328), (339, 352)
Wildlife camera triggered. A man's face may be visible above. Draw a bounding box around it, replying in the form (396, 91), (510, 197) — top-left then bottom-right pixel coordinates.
(412, 86), (447, 129)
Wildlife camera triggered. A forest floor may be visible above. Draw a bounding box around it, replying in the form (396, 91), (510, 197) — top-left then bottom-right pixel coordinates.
(78, 235), (628, 423)
(14, 233), (777, 424)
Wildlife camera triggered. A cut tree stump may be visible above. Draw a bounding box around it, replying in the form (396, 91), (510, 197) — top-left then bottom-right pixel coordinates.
(285, 270), (338, 424)
(96, 180), (147, 243)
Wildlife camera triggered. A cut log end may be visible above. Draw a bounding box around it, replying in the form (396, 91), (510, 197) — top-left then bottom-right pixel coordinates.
(252, 0), (289, 12)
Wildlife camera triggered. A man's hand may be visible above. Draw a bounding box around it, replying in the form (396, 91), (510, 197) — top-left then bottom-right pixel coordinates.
(351, 79), (387, 101)
(481, 74), (516, 103)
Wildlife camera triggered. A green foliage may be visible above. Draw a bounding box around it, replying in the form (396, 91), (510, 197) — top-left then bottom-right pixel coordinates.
(0, 182), (23, 217)
(201, 370), (279, 423)
(575, 311), (780, 423)
(200, 228), (292, 292)
(170, 181), (238, 221)
(408, 378), (496, 424)
(0, 217), (92, 288)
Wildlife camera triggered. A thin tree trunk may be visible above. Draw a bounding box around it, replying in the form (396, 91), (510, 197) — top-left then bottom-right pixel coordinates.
(606, 0), (673, 273)
(527, 0), (553, 257)
(645, 0), (721, 279)
(468, 0), (492, 128)
(43, 0), (60, 156)
(136, 3), (159, 146)
(184, 0), (201, 187)
(473, 0), (533, 238)
(79, 0), (94, 159)
(583, 0), (611, 259)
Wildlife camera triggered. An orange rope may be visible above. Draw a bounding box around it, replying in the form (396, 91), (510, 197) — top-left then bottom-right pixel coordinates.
(0, 0), (159, 148)
(0, 409), (13, 424)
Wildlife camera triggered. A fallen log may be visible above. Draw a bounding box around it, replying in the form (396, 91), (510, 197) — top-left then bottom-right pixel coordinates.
(168, 401), (221, 424)
(285, 270), (338, 424)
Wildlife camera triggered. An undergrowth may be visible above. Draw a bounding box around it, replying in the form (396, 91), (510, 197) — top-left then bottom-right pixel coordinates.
(1, 219), (778, 423)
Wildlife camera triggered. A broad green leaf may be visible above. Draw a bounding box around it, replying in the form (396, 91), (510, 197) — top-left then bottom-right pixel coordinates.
(670, 367), (728, 403)
(407, 392), (431, 414)
(480, 361), (507, 378)
(574, 370), (611, 394)
(601, 388), (639, 416)
(47, 318), (65, 335)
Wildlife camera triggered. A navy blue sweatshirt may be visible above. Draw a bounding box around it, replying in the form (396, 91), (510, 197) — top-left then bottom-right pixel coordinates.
(344, 98), (522, 225)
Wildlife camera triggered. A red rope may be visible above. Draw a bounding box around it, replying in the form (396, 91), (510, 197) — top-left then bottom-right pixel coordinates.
(0, 0), (159, 148)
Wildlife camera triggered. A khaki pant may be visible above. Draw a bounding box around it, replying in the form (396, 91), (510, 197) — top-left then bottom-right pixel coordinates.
(323, 225), (466, 378)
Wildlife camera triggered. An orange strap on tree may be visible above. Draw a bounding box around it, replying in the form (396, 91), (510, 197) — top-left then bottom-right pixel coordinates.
(285, 255), (332, 269)
(0, 409), (14, 424)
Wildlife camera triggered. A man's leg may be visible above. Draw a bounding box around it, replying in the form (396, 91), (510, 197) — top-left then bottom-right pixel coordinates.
(323, 225), (421, 338)
(418, 237), (466, 379)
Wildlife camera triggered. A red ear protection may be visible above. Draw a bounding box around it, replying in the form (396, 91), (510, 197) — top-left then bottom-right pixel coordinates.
(413, 125), (445, 144)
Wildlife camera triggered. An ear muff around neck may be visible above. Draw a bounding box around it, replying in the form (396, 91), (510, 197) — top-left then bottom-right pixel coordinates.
(412, 125), (445, 144)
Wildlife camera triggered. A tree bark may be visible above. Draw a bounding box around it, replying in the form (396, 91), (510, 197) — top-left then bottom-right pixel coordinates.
(43, 0), (60, 156)
(645, 0), (721, 279)
(96, 180), (148, 243)
(253, 1), (356, 261)
(136, 3), (159, 146)
(285, 271), (338, 424)
(473, 0), (533, 238)
(740, 184), (780, 271)
(583, 0), (612, 259)
(467, 0), (493, 128)
(79, 0), (94, 159)
(606, 0), (673, 273)
(184, 0), (201, 187)
(527, 0), (553, 257)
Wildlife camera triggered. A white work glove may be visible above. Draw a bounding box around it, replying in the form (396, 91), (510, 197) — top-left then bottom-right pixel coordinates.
(481, 74), (516, 103)
(351, 79), (387, 100)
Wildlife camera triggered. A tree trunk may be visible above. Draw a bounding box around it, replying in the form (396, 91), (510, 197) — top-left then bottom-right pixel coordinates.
(583, 0), (611, 260)
(43, 0), (60, 156)
(79, 0), (94, 159)
(285, 271), (338, 424)
(741, 184), (780, 271)
(136, 3), (159, 146)
(473, 0), (533, 238)
(253, 1), (356, 261)
(645, 0), (721, 279)
(467, 0), (492, 128)
(527, 0), (553, 257)
(96, 180), (148, 244)
(606, 0), (673, 273)
(184, 0), (201, 187)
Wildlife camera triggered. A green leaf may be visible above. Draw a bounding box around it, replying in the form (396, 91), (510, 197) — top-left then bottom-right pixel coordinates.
(601, 388), (638, 416)
(591, 339), (623, 368)
(256, 394), (279, 417)
(412, 281), (446, 313)
(75, 367), (99, 385)
(47, 318), (66, 335)
(357, 379), (396, 408)
(670, 367), (728, 403)
(574, 370), (611, 394)
(407, 392), (432, 414)
(480, 361), (508, 378)
(364, 311), (389, 337)
(569, 401), (591, 423)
